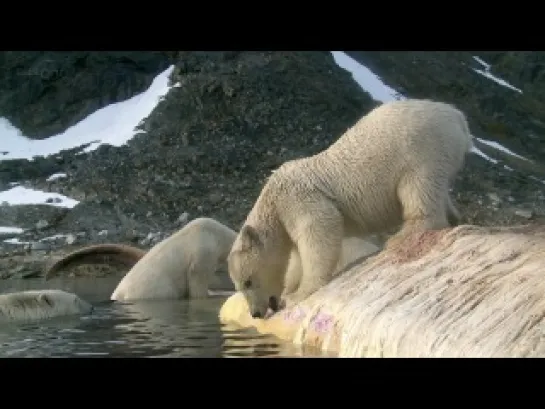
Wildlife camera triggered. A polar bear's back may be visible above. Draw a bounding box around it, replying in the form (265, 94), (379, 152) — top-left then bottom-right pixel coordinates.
(111, 217), (236, 301)
(270, 99), (473, 234)
(326, 99), (472, 169)
(111, 230), (196, 300)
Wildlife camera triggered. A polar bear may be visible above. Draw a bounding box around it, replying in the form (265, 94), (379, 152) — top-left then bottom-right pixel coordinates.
(228, 99), (474, 318)
(45, 217), (237, 301)
(0, 289), (93, 323)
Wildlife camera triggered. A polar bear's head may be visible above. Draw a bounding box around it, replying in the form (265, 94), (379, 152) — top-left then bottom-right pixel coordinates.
(37, 290), (94, 315)
(29, 289), (94, 319)
(0, 289), (94, 322)
(228, 225), (285, 319)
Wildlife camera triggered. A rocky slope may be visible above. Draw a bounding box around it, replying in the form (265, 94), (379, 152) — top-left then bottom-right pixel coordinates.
(0, 51), (544, 282)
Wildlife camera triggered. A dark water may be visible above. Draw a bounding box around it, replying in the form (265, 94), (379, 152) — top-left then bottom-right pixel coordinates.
(0, 276), (332, 358)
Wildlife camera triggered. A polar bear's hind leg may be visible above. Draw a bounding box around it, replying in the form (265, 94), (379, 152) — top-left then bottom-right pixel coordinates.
(446, 194), (461, 227)
(397, 170), (451, 235)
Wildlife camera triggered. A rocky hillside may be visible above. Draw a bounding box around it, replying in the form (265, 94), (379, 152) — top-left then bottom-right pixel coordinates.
(0, 51), (544, 280)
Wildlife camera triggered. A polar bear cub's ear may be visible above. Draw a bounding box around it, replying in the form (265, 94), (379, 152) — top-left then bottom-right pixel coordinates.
(239, 225), (262, 250)
(38, 293), (53, 306)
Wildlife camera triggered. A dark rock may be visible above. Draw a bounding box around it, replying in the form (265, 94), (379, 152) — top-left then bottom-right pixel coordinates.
(0, 204), (69, 231)
(53, 51), (375, 230)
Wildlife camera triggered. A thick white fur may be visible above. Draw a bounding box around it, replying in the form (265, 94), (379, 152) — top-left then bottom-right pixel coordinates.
(0, 289), (93, 323)
(111, 217), (237, 301)
(228, 99), (473, 318)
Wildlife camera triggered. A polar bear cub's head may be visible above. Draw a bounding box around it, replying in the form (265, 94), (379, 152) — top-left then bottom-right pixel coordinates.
(228, 225), (285, 319)
(35, 289), (94, 317)
(0, 289), (94, 322)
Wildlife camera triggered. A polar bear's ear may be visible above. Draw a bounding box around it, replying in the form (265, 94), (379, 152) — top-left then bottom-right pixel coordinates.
(38, 293), (53, 307)
(240, 225), (262, 250)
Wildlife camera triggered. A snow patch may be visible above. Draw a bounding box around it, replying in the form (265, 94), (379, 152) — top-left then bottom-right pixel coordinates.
(3, 238), (26, 245)
(475, 137), (529, 162)
(0, 226), (24, 234)
(3, 233), (76, 245)
(472, 56), (523, 94)
(470, 147), (499, 164)
(40, 234), (70, 241)
(46, 173), (67, 182)
(331, 51), (529, 165)
(473, 56), (491, 70)
(331, 52), (404, 103)
(0, 65), (177, 161)
(0, 186), (79, 208)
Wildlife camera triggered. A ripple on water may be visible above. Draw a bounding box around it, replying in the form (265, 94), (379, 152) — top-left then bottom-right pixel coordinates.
(0, 295), (331, 358)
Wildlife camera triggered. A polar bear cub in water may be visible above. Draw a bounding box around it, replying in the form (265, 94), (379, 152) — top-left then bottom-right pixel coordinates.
(0, 289), (93, 323)
(228, 99), (474, 318)
(45, 217), (238, 301)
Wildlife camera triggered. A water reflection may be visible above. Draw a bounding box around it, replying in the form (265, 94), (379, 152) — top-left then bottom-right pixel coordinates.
(0, 277), (332, 358)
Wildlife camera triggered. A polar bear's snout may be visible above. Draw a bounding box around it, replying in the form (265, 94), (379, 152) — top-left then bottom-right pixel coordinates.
(246, 292), (270, 319)
(249, 295), (278, 318)
(249, 299), (270, 319)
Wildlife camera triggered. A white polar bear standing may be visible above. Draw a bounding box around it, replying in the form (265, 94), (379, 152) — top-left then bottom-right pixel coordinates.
(0, 289), (93, 323)
(45, 217), (237, 301)
(228, 99), (474, 318)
